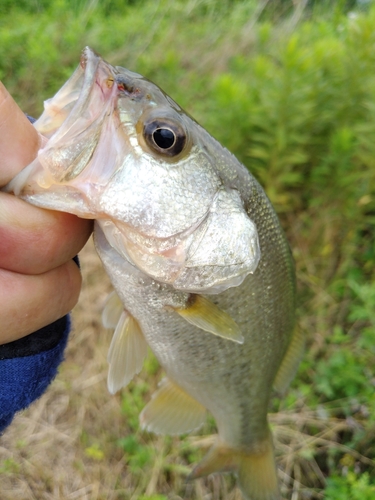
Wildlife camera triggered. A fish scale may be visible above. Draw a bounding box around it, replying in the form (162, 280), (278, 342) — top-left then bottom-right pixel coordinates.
(6, 47), (301, 500)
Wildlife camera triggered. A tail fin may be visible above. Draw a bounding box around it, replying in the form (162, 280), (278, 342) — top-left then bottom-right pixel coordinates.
(190, 431), (280, 500)
(237, 432), (279, 500)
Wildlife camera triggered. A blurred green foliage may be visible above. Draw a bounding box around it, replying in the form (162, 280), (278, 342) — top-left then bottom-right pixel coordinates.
(2, 0), (375, 497)
(326, 471), (375, 499)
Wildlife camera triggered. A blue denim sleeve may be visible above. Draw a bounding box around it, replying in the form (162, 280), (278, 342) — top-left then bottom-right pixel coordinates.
(0, 315), (71, 432)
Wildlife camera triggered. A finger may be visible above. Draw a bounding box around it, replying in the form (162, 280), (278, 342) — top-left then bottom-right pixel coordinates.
(0, 260), (82, 344)
(0, 83), (42, 186)
(0, 192), (93, 274)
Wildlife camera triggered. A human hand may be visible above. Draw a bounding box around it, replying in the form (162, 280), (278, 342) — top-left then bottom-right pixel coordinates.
(0, 83), (92, 344)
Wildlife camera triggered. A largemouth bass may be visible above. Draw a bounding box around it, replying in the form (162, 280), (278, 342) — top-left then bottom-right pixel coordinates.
(6, 47), (302, 500)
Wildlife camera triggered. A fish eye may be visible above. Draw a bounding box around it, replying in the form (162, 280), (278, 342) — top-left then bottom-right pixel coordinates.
(153, 127), (175, 149)
(143, 119), (186, 157)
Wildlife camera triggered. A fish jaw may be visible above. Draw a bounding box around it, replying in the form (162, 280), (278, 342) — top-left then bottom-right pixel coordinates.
(5, 46), (261, 292)
(5, 47), (129, 216)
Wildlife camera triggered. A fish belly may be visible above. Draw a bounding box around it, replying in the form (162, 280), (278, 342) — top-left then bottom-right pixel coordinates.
(95, 222), (294, 450)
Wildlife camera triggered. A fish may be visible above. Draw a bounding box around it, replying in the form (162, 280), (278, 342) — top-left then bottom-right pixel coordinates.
(5, 47), (302, 500)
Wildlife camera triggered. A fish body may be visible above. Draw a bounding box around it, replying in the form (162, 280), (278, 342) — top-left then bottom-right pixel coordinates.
(6, 48), (301, 500)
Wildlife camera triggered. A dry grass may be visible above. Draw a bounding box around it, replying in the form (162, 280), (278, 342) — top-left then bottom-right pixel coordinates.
(1, 238), (373, 500)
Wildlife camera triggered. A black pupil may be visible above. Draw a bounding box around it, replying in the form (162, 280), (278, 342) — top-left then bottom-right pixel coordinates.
(153, 128), (175, 149)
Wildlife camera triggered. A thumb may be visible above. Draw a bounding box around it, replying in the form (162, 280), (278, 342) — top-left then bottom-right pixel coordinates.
(0, 82), (42, 187)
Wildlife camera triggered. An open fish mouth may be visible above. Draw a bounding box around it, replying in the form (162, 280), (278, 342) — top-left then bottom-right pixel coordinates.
(35, 47), (119, 140)
(5, 47), (135, 212)
(5, 47), (261, 293)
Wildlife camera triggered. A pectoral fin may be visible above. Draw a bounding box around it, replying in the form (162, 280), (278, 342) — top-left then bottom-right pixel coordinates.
(107, 310), (148, 394)
(175, 295), (244, 344)
(273, 327), (305, 395)
(140, 378), (206, 435)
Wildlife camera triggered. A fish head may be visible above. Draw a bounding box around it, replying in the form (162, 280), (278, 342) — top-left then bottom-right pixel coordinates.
(7, 47), (260, 293)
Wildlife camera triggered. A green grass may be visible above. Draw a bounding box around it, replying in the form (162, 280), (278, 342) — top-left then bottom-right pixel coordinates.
(1, 0), (375, 498)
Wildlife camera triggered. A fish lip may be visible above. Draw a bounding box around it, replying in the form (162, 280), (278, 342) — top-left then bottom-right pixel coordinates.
(81, 48), (142, 104)
(80, 46), (101, 70)
(80, 46), (119, 99)
(80, 46), (102, 82)
(81, 47), (140, 99)
(80, 46), (91, 69)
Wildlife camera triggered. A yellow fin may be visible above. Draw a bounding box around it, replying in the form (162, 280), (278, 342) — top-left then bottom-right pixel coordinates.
(190, 431), (280, 500)
(102, 290), (124, 329)
(237, 434), (280, 500)
(107, 311), (148, 395)
(140, 378), (206, 435)
(273, 327), (305, 395)
(189, 442), (238, 478)
(175, 295), (244, 344)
